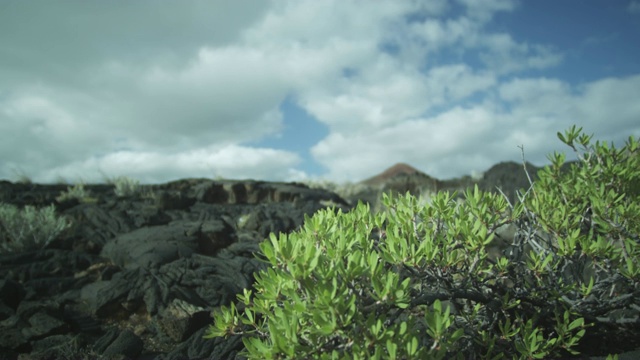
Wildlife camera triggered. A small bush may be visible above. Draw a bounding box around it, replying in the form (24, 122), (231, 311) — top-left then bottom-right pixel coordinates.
(0, 203), (71, 253)
(110, 176), (141, 197)
(206, 126), (639, 359)
(56, 183), (93, 202)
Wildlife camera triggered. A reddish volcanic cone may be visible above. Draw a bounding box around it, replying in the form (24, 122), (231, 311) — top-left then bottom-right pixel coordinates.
(361, 163), (424, 186)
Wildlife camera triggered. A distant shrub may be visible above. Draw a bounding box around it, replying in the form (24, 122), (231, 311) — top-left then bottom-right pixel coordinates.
(110, 176), (141, 197)
(470, 170), (484, 181)
(0, 203), (71, 253)
(206, 126), (639, 359)
(56, 183), (94, 203)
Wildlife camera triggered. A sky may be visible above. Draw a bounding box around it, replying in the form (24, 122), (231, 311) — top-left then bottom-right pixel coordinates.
(1, 0), (639, 185)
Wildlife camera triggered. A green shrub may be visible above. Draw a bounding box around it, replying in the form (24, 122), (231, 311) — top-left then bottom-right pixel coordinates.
(0, 203), (71, 253)
(110, 176), (141, 197)
(56, 183), (96, 203)
(206, 126), (639, 359)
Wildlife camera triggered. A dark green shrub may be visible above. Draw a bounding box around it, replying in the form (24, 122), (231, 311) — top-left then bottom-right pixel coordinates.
(206, 126), (639, 359)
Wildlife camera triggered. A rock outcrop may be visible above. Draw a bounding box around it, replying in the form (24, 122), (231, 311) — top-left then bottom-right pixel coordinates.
(0, 179), (350, 359)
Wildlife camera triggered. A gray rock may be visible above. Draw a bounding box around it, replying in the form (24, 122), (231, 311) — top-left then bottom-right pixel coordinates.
(478, 161), (539, 204)
(0, 179), (350, 358)
(0, 315), (27, 350)
(0, 279), (25, 309)
(157, 299), (210, 342)
(95, 328), (143, 359)
(22, 311), (67, 339)
(0, 301), (15, 321)
(100, 222), (200, 269)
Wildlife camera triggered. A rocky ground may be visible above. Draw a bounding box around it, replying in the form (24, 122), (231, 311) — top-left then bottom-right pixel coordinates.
(0, 178), (350, 359)
(0, 161), (636, 359)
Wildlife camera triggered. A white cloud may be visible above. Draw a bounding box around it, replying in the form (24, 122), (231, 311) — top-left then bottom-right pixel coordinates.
(311, 105), (500, 181)
(34, 145), (302, 184)
(427, 65), (496, 100)
(457, 0), (517, 22)
(0, 1), (292, 183)
(1, 0), (637, 185)
(312, 74), (640, 182)
(300, 56), (431, 133)
(132, 46), (290, 143)
(575, 75), (640, 138)
(479, 34), (563, 74)
(628, 1), (640, 14)
(0, 88), (114, 164)
(299, 61), (497, 136)
(498, 78), (571, 109)
(407, 16), (479, 56)
(497, 75), (640, 139)
(242, 0), (412, 46)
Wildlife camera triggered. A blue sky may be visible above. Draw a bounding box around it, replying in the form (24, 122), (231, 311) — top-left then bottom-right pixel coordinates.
(1, 0), (639, 184)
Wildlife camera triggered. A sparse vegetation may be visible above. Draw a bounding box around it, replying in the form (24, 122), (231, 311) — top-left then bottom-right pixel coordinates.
(0, 203), (71, 253)
(109, 176), (141, 197)
(56, 182), (95, 203)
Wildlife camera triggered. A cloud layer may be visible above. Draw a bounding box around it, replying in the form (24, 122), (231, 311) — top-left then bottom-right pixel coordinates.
(1, 0), (639, 184)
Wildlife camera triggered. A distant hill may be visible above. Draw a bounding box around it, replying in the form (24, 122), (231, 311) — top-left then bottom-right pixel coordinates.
(341, 161), (545, 207)
(361, 162), (425, 186)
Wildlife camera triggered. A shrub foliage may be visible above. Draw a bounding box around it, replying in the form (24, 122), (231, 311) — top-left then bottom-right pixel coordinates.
(0, 203), (71, 253)
(108, 176), (141, 197)
(56, 183), (95, 203)
(206, 126), (639, 359)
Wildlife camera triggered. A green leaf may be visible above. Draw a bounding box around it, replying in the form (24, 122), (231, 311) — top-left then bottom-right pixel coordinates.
(244, 309), (254, 324)
(406, 336), (418, 356)
(243, 337), (272, 358)
(567, 317), (584, 331)
(557, 131), (567, 144)
(386, 340), (397, 360)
